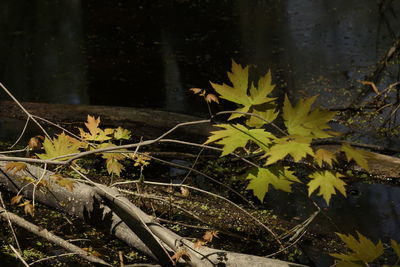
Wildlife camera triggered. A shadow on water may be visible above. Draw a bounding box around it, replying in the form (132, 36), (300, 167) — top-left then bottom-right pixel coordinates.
(0, 1), (400, 265)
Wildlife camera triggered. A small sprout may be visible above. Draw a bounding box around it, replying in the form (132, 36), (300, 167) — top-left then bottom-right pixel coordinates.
(193, 240), (205, 250)
(28, 136), (42, 150)
(203, 230), (219, 243)
(10, 195), (23, 205)
(205, 93), (219, 104)
(180, 187), (190, 197)
(19, 200), (34, 217)
(171, 248), (191, 264)
(189, 88), (203, 95)
(131, 153), (151, 167)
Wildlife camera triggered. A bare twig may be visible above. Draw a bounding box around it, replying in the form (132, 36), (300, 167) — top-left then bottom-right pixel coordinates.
(115, 180), (283, 247)
(0, 83), (51, 140)
(0, 193), (22, 252)
(29, 252), (78, 266)
(9, 244), (29, 267)
(9, 117), (30, 149)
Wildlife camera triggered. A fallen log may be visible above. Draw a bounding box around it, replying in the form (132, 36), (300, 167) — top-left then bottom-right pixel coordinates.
(0, 101), (215, 140)
(0, 158), (307, 267)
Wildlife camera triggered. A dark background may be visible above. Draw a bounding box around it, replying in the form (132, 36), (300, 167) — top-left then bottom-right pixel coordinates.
(0, 0), (399, 116)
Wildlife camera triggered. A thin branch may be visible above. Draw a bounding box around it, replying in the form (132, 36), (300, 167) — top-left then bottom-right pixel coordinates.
(123, 190), (206, 223)
(9, 117), (30, 149)
(0, 83), (51, 140)
(0, 146), (29, 154)
(139, 152), (254, 208)
(29, 252), (78, 266)
(0, 206), (112, 266)
(115, 180), (283, 247)
(0, 193), (22, 252)
(9, 244), (29, 267)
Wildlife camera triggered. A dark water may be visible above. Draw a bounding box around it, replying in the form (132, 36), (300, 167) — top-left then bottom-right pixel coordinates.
(0, 1), (399, 112)
(1, 1), (400, 265)
(263, 180), (400, 265)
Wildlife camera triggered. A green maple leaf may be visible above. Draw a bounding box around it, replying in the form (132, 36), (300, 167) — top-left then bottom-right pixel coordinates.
(210, 60), (277, 127)
(245, 166), (301, 202)
(283, 95), (337, 138)
(205, 124), (276, 156)
(265, 136), (314, 165)
(37, 132), (81, 161)
(96, 142), (126, 176)
(330, 232), (384, 263)
(114, 126), (132, 140)
(341, 144), (370, 171)
(308, 170), (346, 204)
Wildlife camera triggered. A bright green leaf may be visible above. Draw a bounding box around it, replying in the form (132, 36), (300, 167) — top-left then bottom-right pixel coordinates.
(308, 171), (346, 204)
(36, 132), (81, 161)
(282, 95), (337, 138)
(114, 126), (132, 140)
(341, 144), (370, 171)
(205, 124), (276, 156)
(265, 136), (314, 165)
(244, 166), (301, 202)
(331, 232), (384, 263)
(210, 60), (277, 127)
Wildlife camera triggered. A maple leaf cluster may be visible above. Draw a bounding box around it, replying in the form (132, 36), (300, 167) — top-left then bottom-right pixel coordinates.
(204, 60), (372, 205)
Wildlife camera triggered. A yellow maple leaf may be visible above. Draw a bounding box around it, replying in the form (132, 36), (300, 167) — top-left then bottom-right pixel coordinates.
(341, 144), (370, 171)
(210, 60), (277, 127)
(106, 158), (124, 176)
(245, 166), (301, 202)
(314, 148), (337, 167)
(205, 124), (276, 156)
(307, 171), (346, 204)
(36, 133), (81, 161)
(331, 232), (383, 263)
(265, 136), (314, 165)
(113, 126), (132, 140)
(283, 95), (337, 138)
(79, 115), (114, 141)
